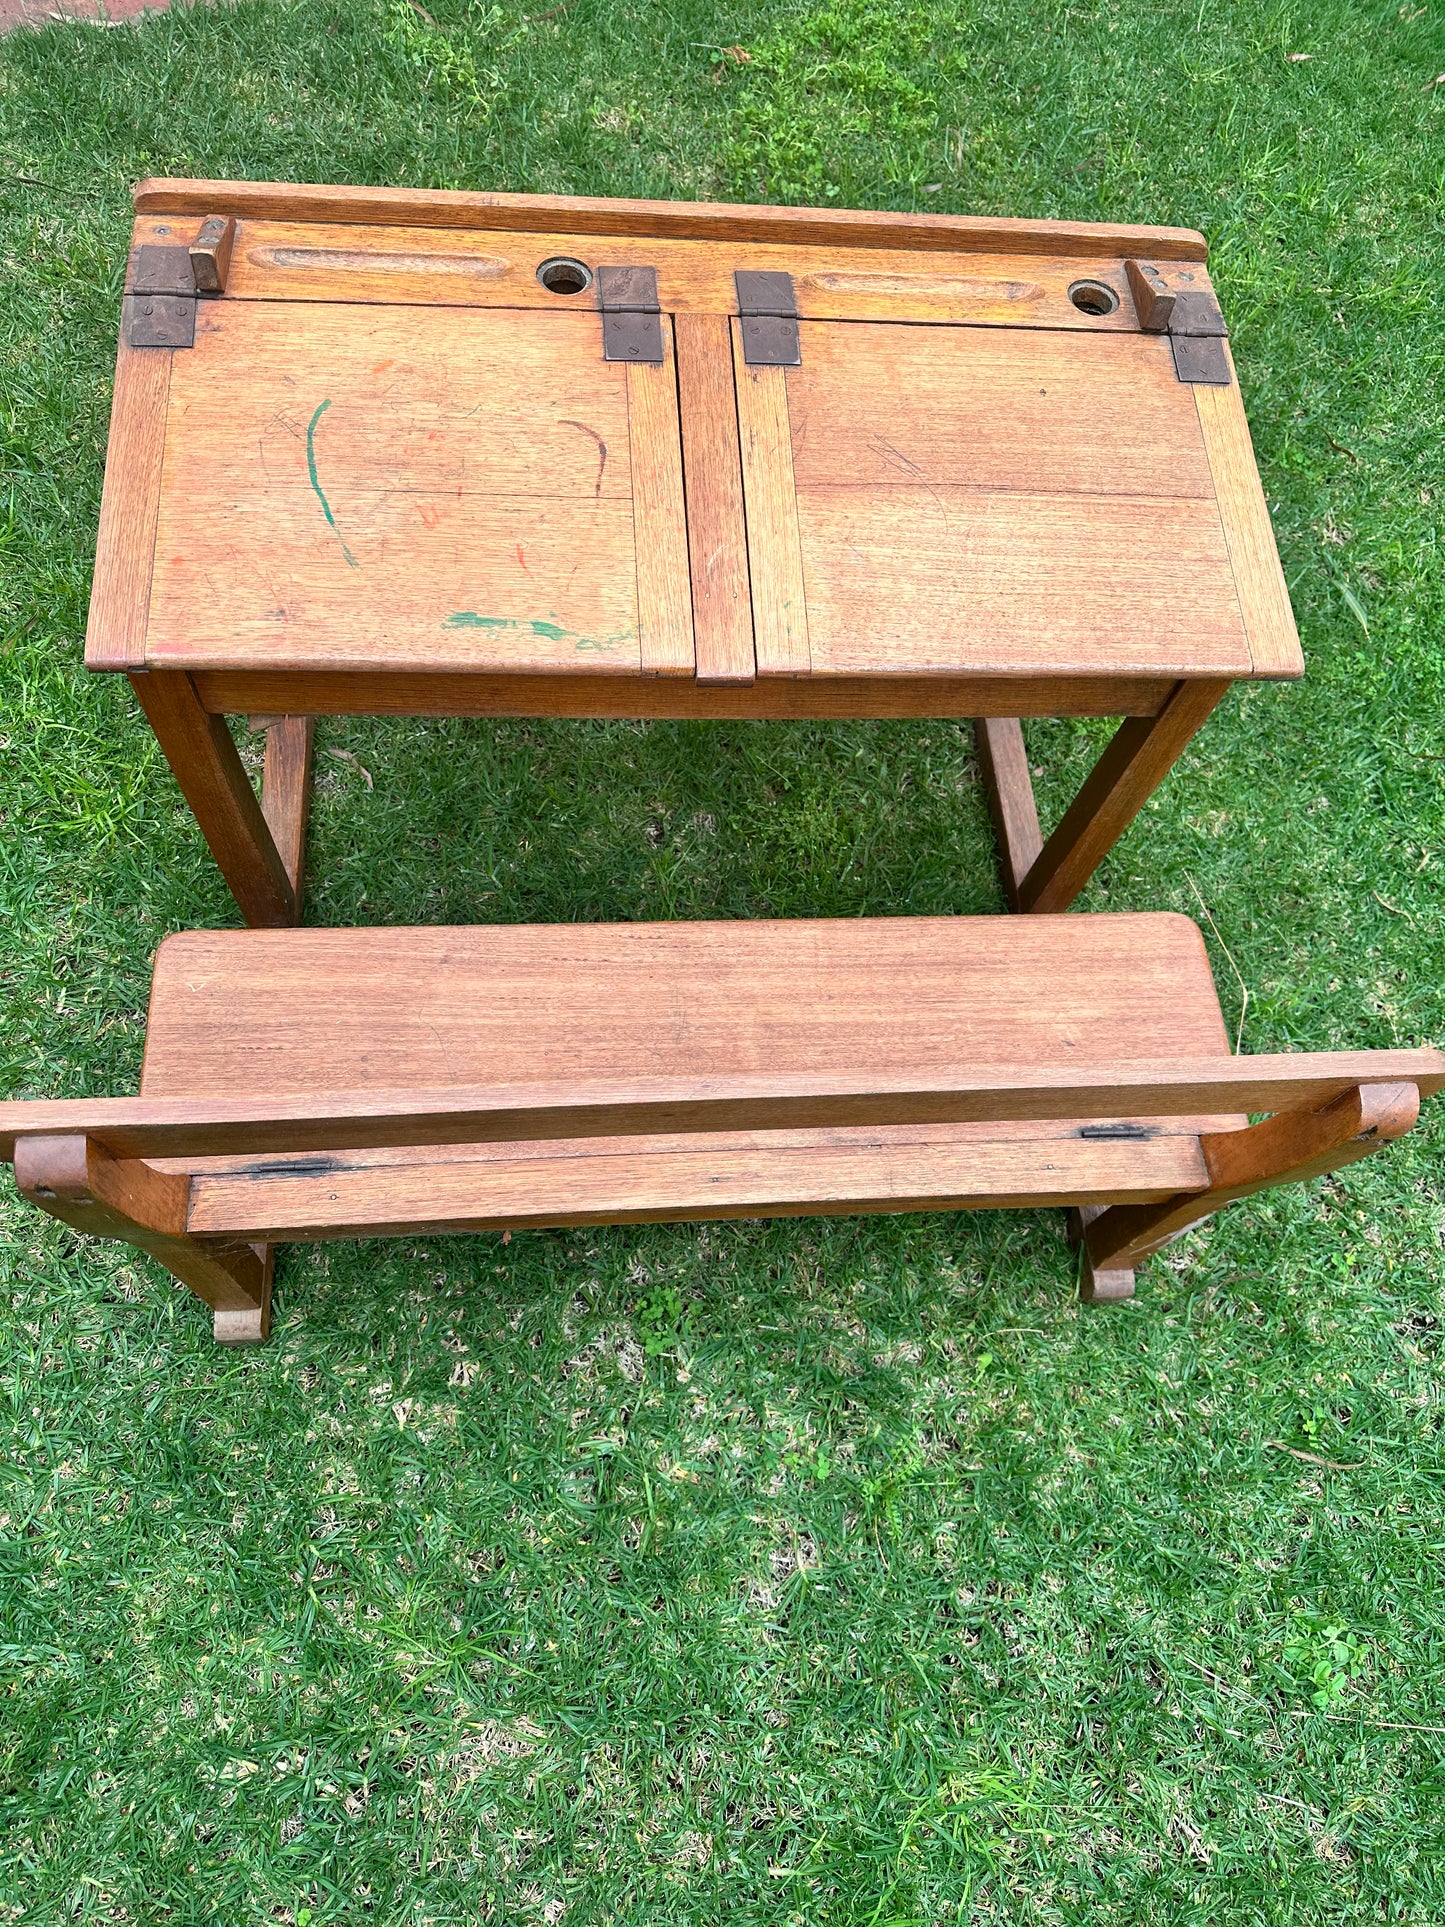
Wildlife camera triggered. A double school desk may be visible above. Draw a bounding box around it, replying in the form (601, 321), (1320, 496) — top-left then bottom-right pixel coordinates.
(90, 178), (1301, 925)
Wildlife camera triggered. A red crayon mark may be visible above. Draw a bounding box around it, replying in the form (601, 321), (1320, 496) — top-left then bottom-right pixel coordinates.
(559, 419), (607, 497)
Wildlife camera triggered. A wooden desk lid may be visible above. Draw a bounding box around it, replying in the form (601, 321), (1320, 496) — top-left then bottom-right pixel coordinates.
(86, 180), (1301, 687)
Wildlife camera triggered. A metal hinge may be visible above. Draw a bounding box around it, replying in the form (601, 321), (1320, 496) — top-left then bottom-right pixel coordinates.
(735, 270), (800, 367)
(1125, 259), (1231, 385)
(122, 216), (237, 349)
(597, 266), (664, 363)
(125, 245), (197, 348)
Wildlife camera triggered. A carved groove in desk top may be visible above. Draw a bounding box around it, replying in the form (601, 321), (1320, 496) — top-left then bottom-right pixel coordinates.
(130, 215), (1173, 332)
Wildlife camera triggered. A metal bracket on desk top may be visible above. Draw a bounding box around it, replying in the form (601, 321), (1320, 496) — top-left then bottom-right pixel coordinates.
(597, 266), (664, 363)
(1125, 259), (1231, 385)
(734, 270), (801, 367)
(123, 217), (237, 350)
(189, 215), (237, 294)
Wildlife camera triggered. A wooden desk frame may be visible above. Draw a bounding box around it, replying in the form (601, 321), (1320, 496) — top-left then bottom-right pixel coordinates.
(126, 666), (1228, 928)
(92, 181), (1301, 928)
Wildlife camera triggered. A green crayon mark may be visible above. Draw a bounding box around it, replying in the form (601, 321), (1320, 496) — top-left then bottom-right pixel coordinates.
(306, 399), (357, 568)
(444, 613), (631, 653)
(445, 614), (572, 640)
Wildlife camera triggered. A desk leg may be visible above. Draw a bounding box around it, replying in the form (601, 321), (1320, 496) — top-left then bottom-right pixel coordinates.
(998, 679), (1230, 915)
(259, 717), (316, 907)
(974, 719), (1043, 911)
(129, 670), (297, 928)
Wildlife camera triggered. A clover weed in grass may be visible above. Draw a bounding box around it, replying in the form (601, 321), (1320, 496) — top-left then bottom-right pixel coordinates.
(1281, 1616), (1369, 1713)
(3, 0), (1445, 1919)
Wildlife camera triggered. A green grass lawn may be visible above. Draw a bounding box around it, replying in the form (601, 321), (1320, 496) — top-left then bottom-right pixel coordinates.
(3, 0), (1445, 1918)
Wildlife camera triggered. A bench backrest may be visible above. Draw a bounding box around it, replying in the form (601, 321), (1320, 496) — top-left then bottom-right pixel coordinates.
(2, 1050), (1442, 1165)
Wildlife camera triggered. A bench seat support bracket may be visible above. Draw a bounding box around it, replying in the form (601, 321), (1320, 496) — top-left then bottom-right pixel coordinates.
(1081, 1081), (1419, 1281)
(15, 1134), (273, 1344)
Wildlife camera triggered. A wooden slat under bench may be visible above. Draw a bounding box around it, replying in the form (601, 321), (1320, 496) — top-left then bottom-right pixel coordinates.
(176, 1118), (1223, 1241)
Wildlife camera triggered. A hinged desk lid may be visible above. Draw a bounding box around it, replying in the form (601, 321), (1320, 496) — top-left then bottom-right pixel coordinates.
(737, 317), (1254, 680)
(87, 185), (1301, 689)
(139, 297), (692, 678)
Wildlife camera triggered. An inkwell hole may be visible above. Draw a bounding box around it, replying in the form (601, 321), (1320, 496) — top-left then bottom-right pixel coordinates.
(537, 258), (593, 295)
(1068, 280), (1119, 315)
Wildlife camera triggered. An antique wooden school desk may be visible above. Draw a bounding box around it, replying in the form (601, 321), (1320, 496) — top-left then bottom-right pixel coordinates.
(89, 179), (1301, 926)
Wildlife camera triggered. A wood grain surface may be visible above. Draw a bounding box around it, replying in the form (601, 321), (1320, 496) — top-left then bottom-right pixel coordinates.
(137, 913), (1231, 1098)
(788, 323), (1216, 497)
(186, 1122), (1219, 1241)
(4, 1056), (1441, 1165)
(732, 330), (810, 677)
(127, 670), (296, 927)
(626, 321), (694, 675)
(1085, 1080), (1420, 1270)
(167, 1113), (1226, 1178)
(1019, 679), (1230, 913)
(974, 718), (1043, 909)
(259, 716), (315, 900)
(189, 668), (1178, 719)
(143, 217), (1168, 332)
(1194, 353), (1303, 678)
(3, 910), (1436, 1172)
(781, 322), (1251, 677)
(85, 340), (172, 670)
(133, 179), (1211, 261)
(794, 491), (1247, 677)
(14, 1134), (270, 1314)
(145, 302), (654, 675)
(675, 312), (755, 684)
(99, 204), (1282, 703)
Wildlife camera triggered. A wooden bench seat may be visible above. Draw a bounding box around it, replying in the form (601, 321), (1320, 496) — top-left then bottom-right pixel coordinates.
(2, 914), (1439, 1343)
(153, 914), (1237, 1238)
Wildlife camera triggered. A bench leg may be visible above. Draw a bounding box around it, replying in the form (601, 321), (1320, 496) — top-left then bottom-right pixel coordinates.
(1083, 1081), (1419, 1278)
(128, 670), (297, 928)
(15, 1134), (273, 1344)
(991, 680), (1230, 915)
(1069, 1205), (1136, 1303)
